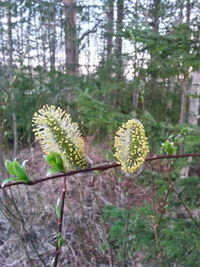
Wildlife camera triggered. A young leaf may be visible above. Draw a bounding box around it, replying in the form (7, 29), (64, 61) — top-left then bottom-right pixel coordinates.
(45, 152), (64, 172)
(54, 152), (64, 171)
(57, 232), (63, 250)
(5, 160), (16, 176)
(44, 152), (57, 168)
(13, 161), (29, 181)
(55, 198), (61, 218)
(162, 140), (177, 155)
(4, 160), (29, 182)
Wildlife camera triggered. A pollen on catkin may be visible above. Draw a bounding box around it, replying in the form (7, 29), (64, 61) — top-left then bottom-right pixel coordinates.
(114, 119), (149, 173)
(32, 105), (89, 170)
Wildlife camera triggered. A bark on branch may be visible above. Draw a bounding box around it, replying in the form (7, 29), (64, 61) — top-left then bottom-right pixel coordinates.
(1, 153), (200, 189)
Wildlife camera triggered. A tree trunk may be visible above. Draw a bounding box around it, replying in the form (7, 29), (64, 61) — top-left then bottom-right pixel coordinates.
(115, 0), (124, 80)
(106, 0), (114, 60)
(49, 0), (56, 71)
(148, 0), (161, 111)
(63, 0), (78, 75)
(186, 0), (191, 24)
(188, 70), (200, 125)
(0, 123), (6, 181)
(179, 0), (192, 124)
(179, 0), (192, 179)
(179, 71), (200, 179)
(179, 74), (189, 124)
(7, 0), (17, 158)
(151, 0), (161, 32)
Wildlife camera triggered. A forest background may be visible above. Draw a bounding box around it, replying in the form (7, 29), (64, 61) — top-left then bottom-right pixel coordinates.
(0, 0), (200, 266)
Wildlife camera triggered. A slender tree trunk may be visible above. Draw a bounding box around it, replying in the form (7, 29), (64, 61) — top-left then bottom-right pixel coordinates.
(115, 0), (124, 80)
(63, 0), (78, 75)
(177, 0), (184, 24)
(106, 0), (114, 60)
(132, 86), (139, 109)
(179, 0), (192, 124)
(7, 0), (17, 158)
(49, 0), (56, 71)
(132, 2), (139, 110)
(179, 71), (200, 179)
(179, 0), (192, 179)
(148, 0), (161, 112)
(167, 77), (176, 110)
(186, 0), (191, 25)
(188, 70), (200, 125)
(0, 123), (6, 181)
(179, 74), (189, 124)
(151, 0), (161, 32)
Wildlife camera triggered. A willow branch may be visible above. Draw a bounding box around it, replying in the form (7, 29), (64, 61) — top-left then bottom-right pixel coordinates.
(54, 177), (66, 266)
(1, 163), (120, 189)
(1, 153), (200, 189)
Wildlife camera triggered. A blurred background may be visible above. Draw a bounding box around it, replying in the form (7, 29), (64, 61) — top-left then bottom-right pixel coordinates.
(0, 0), (200, 266)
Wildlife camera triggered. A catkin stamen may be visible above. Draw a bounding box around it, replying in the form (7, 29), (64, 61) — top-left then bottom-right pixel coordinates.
(32, 105), (89, 170)
(114, 119), (149, 173)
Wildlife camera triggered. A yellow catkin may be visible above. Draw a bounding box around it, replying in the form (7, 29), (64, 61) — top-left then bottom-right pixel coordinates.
(32, 105), (89, 170)
(114, 119), (149, 173)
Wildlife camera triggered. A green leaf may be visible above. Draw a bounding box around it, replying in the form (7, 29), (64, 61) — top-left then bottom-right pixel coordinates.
(1, 178), (19, 188)
(55, 198), (61, 218)
(57, 232), (63, 250)
(13, 161), (29, 181)
(162, 140), (176, 155)
(44, 152), (57, 167)
(4, 160), (29, 182)
(45, 152), (64, 172)
(5, 160), (16, 176)
(54, 152), (64, 171)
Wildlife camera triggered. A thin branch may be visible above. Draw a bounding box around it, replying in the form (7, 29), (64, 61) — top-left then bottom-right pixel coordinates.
(145, 153), (200, 161)
(1, 153), (200, 189)
(78, 22), (98, 44)
(150, 166), (165, 264)
(0, 163), (120, 189)
(54, 177), (66, 266)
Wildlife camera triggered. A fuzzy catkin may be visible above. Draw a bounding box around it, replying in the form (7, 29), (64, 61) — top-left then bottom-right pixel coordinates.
(32, 105), (89, 170)
(114, 119), (149, 173)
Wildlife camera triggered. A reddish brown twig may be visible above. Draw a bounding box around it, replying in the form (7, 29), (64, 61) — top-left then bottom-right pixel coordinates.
(145, 153), (200, 161)
(1, 163), (120, 189)
(53, 177), (66, 267)
(1, 153), (200, 189)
